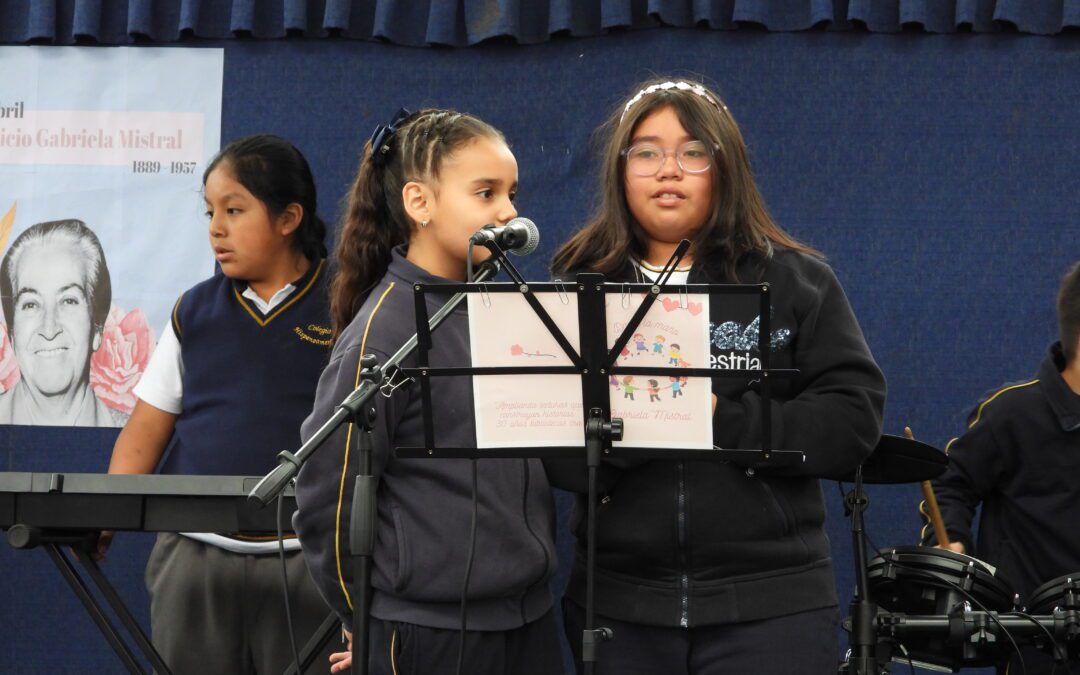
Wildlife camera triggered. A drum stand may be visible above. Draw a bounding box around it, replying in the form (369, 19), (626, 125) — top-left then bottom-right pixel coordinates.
(839, 464), (886, 675)
(836, 439), (1079, 673)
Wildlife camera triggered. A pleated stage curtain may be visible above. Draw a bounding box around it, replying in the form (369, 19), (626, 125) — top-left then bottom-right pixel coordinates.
(2, 0), (1079, 45)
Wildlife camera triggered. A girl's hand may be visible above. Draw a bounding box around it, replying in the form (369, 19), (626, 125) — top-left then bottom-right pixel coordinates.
(711, 393), (717, 414)
(330, 629), (353, 673)
(329, 650), (352, 673)
(94, 530), (115, 561)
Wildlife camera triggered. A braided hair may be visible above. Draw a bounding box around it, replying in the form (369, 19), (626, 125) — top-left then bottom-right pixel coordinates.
(330, 109), (504, 337)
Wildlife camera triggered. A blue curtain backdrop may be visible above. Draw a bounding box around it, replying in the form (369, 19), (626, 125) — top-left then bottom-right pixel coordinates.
(2, 0), (1080, 44)
(1, 14), (1079, 675)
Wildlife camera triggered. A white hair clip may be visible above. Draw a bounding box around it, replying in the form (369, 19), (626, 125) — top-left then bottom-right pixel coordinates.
(621, 81), (726, 122)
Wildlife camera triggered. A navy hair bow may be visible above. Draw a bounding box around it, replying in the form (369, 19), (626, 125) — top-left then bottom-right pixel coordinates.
(369, 107), (413, 168)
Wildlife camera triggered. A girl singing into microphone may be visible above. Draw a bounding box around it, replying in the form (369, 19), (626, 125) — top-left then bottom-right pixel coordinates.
(293, 109), (561, 675)
(549, 78), (886, 674)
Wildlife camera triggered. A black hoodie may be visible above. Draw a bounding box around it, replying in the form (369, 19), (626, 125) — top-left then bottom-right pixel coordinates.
(547, 246), (886, 627)
(294, 248), (557, 629)
(926, 342), (1080, 603)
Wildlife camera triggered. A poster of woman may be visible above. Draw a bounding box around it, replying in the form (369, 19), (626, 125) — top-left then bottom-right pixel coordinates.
(0, 218), (151, 426)
(0, 47), (222, 428)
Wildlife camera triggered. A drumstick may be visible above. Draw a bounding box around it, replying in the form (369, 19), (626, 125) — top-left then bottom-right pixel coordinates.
(905, 426), (951, 547)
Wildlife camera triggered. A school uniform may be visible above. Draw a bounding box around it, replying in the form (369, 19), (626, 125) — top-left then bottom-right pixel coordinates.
(927, 342), (1080, 674)
(549, 247), (886, 675)
(136, 259), (335, 674)
(293, 247), (562, 675)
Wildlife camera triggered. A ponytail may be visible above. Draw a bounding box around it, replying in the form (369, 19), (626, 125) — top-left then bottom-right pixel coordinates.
(329, 140), (411, 336)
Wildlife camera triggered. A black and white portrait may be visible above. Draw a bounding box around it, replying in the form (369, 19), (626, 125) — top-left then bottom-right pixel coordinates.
(0, 219), (126, 426)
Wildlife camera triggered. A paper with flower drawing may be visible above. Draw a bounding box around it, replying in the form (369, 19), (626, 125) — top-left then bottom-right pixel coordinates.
(468, 290), (712, 449)
(0, 47), (223, 426)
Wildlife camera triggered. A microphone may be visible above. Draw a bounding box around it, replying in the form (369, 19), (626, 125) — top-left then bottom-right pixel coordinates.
(468, 217), (540, 256)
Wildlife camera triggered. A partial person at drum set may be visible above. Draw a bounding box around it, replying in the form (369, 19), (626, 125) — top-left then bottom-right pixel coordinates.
(923, 260), (1080, 674)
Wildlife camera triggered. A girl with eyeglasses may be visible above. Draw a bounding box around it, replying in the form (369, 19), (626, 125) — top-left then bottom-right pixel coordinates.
(548, 78), (887, 674)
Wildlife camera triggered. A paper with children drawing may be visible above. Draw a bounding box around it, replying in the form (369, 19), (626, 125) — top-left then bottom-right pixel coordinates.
(468, 290), (712, 449)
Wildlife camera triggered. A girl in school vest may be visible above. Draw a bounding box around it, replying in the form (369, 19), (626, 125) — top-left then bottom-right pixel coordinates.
(104, 134), (334, 674)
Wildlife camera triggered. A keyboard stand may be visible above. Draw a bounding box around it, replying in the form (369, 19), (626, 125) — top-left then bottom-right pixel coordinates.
(10, 525), (171, 675)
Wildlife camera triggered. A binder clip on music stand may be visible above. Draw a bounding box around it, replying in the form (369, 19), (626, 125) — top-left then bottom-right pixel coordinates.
(395, 237), (804, 674)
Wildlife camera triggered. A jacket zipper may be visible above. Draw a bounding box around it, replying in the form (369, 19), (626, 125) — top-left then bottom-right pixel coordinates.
(519, 459), (550, 624)
(677, 460), (689, 628)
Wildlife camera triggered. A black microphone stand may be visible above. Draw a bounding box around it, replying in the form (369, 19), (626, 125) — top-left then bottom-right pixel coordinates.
(248, 258), (502, 675)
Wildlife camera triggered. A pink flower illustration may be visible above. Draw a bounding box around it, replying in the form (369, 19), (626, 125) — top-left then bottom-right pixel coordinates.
(509, 343), (555, 358)
(507, 341), (557, 358)
(0, 320), (20, 393)
(90, 306), (155, 414)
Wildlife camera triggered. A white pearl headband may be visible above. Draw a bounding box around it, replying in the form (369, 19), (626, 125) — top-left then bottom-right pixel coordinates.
(620, 81), (726, 122)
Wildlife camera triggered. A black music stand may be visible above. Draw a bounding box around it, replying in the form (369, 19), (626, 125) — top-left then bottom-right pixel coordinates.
(395, 239), (804, 673)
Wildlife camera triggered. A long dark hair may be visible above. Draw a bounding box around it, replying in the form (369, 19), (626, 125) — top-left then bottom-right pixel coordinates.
(203, 134), (327, 262)
(330, 109), (505, 337)
(1060, 261), (1080, 363)
(552, 77), (819, 281)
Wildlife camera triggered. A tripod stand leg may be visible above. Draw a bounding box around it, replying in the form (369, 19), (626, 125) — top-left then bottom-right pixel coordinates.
(281, 611), (340, 675)
(79, 553), (172, 675)
(46, 544), (145, 675)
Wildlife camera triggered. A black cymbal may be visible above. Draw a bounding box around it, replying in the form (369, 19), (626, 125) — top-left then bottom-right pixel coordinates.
(838, 434), (948, 484)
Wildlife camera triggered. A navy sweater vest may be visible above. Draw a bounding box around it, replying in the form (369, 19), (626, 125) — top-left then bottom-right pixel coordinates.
(160, 260), (331, 476)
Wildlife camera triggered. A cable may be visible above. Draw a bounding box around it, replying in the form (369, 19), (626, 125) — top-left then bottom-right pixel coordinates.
(838, 480), (1049, 674)
(894, 642), (917, 674)
(857, 491), (1021, 670)
(875, 556), (1027, 675)
(1005, 611), (1074, 675)
(455, 459), (480, 675)
(278, 492), (303, 675)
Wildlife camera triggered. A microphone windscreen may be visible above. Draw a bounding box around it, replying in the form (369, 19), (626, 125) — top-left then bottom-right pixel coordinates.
(508, 217), (540, 257)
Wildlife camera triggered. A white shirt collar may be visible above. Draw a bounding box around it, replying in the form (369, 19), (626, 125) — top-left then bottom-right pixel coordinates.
(241, 282), (296, 314)
(636, 260), (692, 285)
